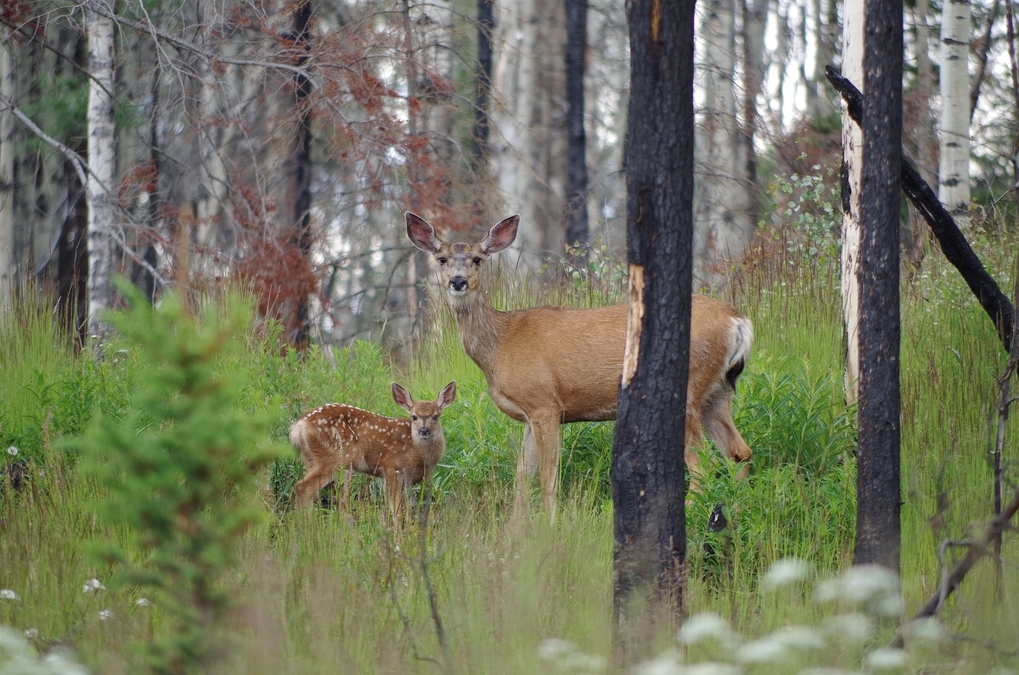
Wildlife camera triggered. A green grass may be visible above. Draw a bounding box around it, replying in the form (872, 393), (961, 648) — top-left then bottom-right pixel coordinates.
(2, 239), (1019, 673)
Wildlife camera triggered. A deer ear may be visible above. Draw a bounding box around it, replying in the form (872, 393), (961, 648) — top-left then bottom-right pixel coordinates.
(406, 212), (443, 253)
(435, 381), (457, 411)
(479, 215), (519, 254)
(392, 382), (415, 411)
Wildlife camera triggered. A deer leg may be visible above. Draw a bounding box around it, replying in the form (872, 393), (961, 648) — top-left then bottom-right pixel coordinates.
(529, 412), (562, 522)
(294, 464), (337, 509)
(702, 392), (751, 479)
(684, 407), (706, 495)
(384, 470), (406, 526)
(514, 423), (540, 513)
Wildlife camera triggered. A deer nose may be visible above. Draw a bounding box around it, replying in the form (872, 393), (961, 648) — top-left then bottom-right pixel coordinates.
(449, 276), (468, 292)
(417, 427), (430, 437)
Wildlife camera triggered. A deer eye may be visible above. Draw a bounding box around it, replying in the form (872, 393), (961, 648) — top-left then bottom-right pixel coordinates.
(473, 257), (483, 265)
(433, 415), (439, 421)
(411, 415), (418, 421)
(437, 257), (448, 265)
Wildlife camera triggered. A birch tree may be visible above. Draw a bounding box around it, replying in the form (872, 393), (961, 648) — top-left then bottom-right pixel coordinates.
(85, 0), (118, 343)
(939, 0), (971, 228)
(695, 0), (754, 289)
(840, 2), (864, 406)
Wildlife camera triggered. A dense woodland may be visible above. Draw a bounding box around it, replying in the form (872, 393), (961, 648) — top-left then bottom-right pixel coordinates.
(3, 0), (1019, 673)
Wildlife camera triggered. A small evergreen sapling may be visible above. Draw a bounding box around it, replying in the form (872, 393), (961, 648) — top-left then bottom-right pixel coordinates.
(71, 285), (284, 675)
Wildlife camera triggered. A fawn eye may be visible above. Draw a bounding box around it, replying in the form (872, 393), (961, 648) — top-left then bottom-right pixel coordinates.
(433, 415), (439, 421)
(473, 257), (482, 265)
(437, 257), (447, 265)
(411, 415), (418, 421)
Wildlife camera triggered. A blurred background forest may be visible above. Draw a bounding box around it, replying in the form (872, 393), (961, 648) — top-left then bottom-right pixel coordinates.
(1, 0), (1017, 357)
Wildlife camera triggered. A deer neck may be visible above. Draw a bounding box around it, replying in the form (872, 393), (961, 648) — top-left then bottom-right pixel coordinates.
(451, 289), (507, 375)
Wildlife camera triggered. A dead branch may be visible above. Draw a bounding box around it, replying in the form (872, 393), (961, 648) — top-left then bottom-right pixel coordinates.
(825, 66), (1015, 353)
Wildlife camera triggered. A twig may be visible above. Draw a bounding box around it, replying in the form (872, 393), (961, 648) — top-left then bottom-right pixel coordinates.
(908, 486), (1019, 622)
(0, 93), (89, 189)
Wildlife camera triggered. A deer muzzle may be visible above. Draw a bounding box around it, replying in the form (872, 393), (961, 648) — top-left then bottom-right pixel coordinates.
(449, 276), (468, 292)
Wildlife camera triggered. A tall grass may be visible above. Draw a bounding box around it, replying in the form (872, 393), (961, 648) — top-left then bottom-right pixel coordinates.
(1, 233), (1018, 673)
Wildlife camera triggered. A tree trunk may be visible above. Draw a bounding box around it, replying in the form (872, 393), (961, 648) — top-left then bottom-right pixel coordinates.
(854, 0), (902, 572)
(912, 0), (937, 187)
(563, 0), (589, 261)
(969, 0), (1001, 121)
(810, 0), (837, 120)
(472, 0), (494, 176)
(0, 41), (14, 312)
(612, 0), (694, 653)
(938, 0), (971, 228)
(741, 0), (767, 210)
(695, 0), (754, 289)
(291, 0), (314, 349)
(85, 0), (118, 344)
(840, 2), (863, 406)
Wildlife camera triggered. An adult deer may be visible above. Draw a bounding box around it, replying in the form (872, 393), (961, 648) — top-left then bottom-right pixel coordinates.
(407, 212), (753, 518)
(290, 381), (457, 518)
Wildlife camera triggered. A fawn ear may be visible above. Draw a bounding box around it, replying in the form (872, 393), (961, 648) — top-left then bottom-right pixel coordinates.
(435, 381), (457, 411)
(479, 215), (519, 254)
(392, 382), (415, 411)
(406, 212), (443, 253)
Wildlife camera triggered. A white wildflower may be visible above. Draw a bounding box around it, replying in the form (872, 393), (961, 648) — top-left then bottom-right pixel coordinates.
(678, 613), (737, 647)
(815, 565), (902, 616)
(135, 597), (153, 607)
(901, 617), (944, 643)
(864, 648), (907, 671)
(24, 628), (39, 640)
(98, 609), (114, 621)
(539, 638), (578, 661)
(681, 663), (742, 675)
(632, 650), (683, 675)
(823, 613), (874, 644)
(736, 637), (790, 664)
(0, 589), (18, 600)
(42, 649), (91, 675)
(83, 578), (105, 593)
(771, 626), (825, 651)
(6, 446), (17, 456)
(761, 557), (811, 589)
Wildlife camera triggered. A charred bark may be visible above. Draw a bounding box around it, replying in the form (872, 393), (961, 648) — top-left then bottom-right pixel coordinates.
(563, 0), (589, 259)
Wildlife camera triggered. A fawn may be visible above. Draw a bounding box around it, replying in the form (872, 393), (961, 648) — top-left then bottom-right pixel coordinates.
(290, 381), (457, 517)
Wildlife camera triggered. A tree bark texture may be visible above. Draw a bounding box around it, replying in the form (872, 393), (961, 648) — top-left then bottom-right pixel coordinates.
(612, 0), (694, 627)
(472, 0), (494, 172)
(938, 0), (971, 227)
(839, 2), (863, 406)
(0, 41), (14, 312)
(695, 0), (754, 290)
(854, 0), (902, 572)
(291, 0), (314, 349)
(85, 0), (118, 343)
(564, 0), (590, 256)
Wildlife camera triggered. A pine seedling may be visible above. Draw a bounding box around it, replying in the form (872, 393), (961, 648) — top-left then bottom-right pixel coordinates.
(70, 284), (285, 675)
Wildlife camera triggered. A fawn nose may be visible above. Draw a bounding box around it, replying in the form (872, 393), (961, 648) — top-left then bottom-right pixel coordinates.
(417, 426), (430, 438)
(449, 276), (468, 292)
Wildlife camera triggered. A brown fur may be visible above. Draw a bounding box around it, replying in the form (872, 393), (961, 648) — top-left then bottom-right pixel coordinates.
(407, 212), (753, 517)
(290, 381), (456, 518)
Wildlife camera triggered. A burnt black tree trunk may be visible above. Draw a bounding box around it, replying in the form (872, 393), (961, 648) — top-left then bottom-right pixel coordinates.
(564, 0), (589, 258)
(471, 0), (494, 171)
(130, 57), (161, 304)
(854, 0), (902, 571)
(291, 0), (314, 349)
(612, 0), (695, 632)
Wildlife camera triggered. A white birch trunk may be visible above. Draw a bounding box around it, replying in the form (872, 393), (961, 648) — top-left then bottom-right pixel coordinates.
(490, 0), (567, 268)
(0, 41), (14, 313)
(695, 0), (754, 289)
(86, 1), (118, 342)
(840, 2), (864, 405)
(938, 0), (971, 227)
